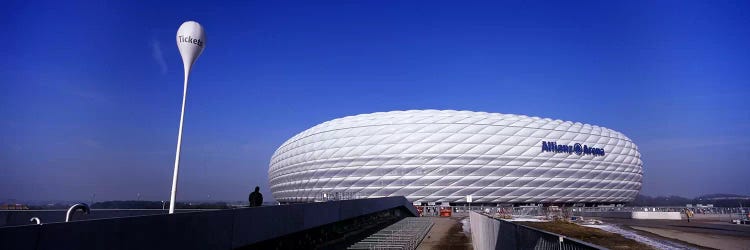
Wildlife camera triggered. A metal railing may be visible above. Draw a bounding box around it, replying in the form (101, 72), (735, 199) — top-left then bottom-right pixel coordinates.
(348, 217), (434, 250)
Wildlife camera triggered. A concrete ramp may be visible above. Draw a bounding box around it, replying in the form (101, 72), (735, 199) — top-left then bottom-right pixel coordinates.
(0, 197), (417, 250)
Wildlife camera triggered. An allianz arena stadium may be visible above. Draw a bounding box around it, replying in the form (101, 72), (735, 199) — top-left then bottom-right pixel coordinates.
(268, 110), (643, 205)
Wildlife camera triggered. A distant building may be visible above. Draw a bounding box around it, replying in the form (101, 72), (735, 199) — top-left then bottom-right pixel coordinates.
(0, 204), (29, 210)
(269, 110), (643, 205)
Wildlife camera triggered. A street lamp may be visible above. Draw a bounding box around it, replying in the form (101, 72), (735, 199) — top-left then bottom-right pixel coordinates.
(169, 21), (206, 214)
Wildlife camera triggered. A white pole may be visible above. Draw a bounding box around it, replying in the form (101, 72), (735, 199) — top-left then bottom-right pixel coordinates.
(170, 21), (206, 214)
(169, 73), (189, 214)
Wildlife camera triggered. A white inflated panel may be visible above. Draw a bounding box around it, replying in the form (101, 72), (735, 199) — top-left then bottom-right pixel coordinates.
(269, 110), (643, 203)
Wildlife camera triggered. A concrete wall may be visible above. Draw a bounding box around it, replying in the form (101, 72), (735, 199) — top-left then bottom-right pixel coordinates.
(631, 211), (682, 220)
(691, 214), (736, 221)
(469, 212), (502, 250)
(575, 211), (682, 220)
(0, 197), (417, 250)
(575, 211), (633, 219)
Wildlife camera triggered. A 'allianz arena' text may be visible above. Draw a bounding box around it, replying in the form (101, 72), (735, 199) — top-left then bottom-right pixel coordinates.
(268, 110), (643, 204)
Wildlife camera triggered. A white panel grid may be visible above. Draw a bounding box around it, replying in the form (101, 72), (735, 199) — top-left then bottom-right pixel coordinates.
(269, 110), (643, 203)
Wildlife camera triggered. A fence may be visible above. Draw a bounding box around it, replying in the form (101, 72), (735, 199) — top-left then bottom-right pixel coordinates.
(573, 206), (750, 221)
(448, 205), (748, 221)
(0, 209), (213, 227)
(469, 212), (604, 250)
(573, 206), (748, 214)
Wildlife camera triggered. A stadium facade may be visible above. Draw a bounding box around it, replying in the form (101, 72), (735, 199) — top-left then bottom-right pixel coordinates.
(268, 110), (643, 205)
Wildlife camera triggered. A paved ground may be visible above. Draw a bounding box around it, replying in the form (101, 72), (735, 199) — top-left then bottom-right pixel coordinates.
(600, 218), (750, 250)
(416, 217), (472, 250)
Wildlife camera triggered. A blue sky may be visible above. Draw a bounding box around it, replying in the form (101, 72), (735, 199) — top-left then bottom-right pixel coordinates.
(2, 1), (749, 202)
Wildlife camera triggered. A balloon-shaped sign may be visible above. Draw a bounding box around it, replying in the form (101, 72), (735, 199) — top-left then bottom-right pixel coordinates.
(170, 21), (206, 214)
(176, 21), (206, 76)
